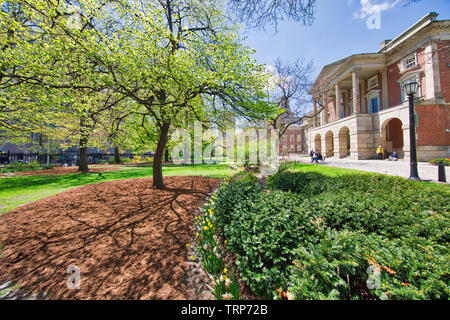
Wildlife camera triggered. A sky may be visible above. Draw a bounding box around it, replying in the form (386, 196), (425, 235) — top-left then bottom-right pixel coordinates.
(242, 0), (450, 79)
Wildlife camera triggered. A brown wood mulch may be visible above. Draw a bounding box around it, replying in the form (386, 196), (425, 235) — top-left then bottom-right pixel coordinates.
(0, 176), (219, 300)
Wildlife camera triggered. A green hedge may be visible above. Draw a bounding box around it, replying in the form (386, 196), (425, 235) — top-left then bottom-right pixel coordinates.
(0, 161), (54, 173)
(213, 170), (449, 300)
(429, 158), (450, 166)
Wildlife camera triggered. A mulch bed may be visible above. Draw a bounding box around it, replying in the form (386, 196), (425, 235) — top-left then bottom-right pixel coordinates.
(0, 176), (219, 299)
(3, 166), (121, 177)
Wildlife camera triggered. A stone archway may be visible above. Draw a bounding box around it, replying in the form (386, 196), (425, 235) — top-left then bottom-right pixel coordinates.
(383, 118), (404, 158)
(325, 131), (334, 158)
(314, 134), (322, 153)
(338, 127), (351, 158)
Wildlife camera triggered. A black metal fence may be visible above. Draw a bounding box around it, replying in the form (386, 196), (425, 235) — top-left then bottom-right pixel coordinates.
(0, 152), (154, 165)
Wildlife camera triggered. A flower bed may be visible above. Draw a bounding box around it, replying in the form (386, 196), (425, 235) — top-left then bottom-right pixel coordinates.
(193, 177), (241, 300)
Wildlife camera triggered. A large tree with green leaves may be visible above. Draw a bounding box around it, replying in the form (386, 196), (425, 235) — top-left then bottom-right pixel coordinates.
(1, 0), (277, 188)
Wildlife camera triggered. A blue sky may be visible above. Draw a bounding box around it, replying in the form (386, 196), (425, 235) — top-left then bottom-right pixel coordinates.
(242, 0), (450, 78)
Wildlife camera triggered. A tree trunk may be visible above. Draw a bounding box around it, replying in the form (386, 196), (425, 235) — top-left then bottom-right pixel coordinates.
(78, 112), (89, 173)
(79, 144), (89, 173)
(114, 146), (121, 164)
(153, 123), (170, 189)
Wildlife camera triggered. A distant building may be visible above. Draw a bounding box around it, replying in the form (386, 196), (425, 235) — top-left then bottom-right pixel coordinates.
(279, 125), (307, 155)
(276, 98), (308, 155)
(306, 12), (450, 161)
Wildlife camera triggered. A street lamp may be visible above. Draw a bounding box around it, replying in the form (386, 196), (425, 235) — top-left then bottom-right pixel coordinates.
(403, 80), (420, 180)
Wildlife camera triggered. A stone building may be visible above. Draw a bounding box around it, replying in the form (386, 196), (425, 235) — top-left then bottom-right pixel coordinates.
(306, 12), (450, 161)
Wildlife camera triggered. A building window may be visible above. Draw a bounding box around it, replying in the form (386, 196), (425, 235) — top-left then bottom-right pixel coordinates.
(368, 75), (379, 90)
(290, 136), (294, 143)
(290, 145), (295, 151)
(297, 144), (302, 152)
(399, 73), (421, 103)
(366, 90), (381, 114)
(370, 97), (379, 113)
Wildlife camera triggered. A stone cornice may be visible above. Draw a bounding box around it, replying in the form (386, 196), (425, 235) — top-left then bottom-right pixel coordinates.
(310, 54), (384, 97)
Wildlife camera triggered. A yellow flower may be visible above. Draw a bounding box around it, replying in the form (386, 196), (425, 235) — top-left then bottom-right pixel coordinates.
(191, 255), (195, 260)
(223, 268), (228, 274)
(204, 226), (209, 231)
(224, 240), (227, 245)
(186, 243), (190, 247)
(195, 233), (199, 237)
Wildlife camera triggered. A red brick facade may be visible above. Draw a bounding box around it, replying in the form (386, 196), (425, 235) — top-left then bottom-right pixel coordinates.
(438, 40), (450, 102)
(416, 105), (450, 146)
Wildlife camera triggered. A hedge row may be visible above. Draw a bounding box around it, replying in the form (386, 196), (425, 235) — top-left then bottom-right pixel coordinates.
(213, 169), (449, 300)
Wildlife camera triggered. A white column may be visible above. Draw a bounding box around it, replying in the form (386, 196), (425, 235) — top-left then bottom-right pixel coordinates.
(313, 99), (318, 127)
(382, 69), (389, 110)
(322, 93), (328, 124)
(335, 83), (342, 120)
(352, 71), (361, 114)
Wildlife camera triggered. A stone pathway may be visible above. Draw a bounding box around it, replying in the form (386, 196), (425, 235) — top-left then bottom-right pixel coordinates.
(288, 155), (449, 184)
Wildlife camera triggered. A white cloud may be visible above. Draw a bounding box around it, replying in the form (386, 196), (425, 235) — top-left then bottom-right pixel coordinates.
(353, 0), (404, 19)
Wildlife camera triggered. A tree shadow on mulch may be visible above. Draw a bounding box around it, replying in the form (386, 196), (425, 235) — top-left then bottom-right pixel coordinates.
(0, 176), (219, 300)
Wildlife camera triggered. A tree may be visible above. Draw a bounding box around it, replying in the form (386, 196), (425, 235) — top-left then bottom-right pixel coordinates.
(1, 0), (277, 188)
(228, 0), (316, 30)
(266, 58), (314, 138)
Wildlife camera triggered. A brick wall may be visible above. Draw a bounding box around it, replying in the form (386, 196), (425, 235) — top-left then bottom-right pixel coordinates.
(437, 40), (450, 102)
(416, 104), (450, 146)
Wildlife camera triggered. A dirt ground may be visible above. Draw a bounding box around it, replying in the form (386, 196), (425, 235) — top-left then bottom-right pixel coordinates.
(0, 176), (219, 299)
(2, 166), (121, 177)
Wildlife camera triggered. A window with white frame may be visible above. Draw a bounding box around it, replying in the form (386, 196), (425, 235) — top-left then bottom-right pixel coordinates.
(290, 145), (295, 151)
(290, 136), (294, 143)
(366, 90), (381, 114)
(399, 72), (421, 103)
(402, 53), (417, 71)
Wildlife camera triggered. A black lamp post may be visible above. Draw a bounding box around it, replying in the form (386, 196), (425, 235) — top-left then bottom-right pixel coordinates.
(403, 81), (420, 180)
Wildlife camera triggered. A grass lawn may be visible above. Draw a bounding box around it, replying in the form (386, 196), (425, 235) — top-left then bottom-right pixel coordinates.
(0, 163), (235, 214)
(286, 162), (449, 192)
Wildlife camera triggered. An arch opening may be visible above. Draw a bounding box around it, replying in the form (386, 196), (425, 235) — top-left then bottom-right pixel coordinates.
(383, 118), (404, 159)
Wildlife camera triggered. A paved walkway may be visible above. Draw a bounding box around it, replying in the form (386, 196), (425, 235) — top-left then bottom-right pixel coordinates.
(287, 155), (449, 184)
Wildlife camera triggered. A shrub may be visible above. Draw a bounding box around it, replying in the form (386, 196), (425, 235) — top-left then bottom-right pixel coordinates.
(0, 161), (54, 173)
(213, 168), (450, 300)
(429, 158), (450, 166)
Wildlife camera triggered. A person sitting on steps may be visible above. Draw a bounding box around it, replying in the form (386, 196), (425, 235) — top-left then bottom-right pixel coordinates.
(389, 152), (398, 161)
(376, 145), (384, 160)
(312, 152), (323, 164)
